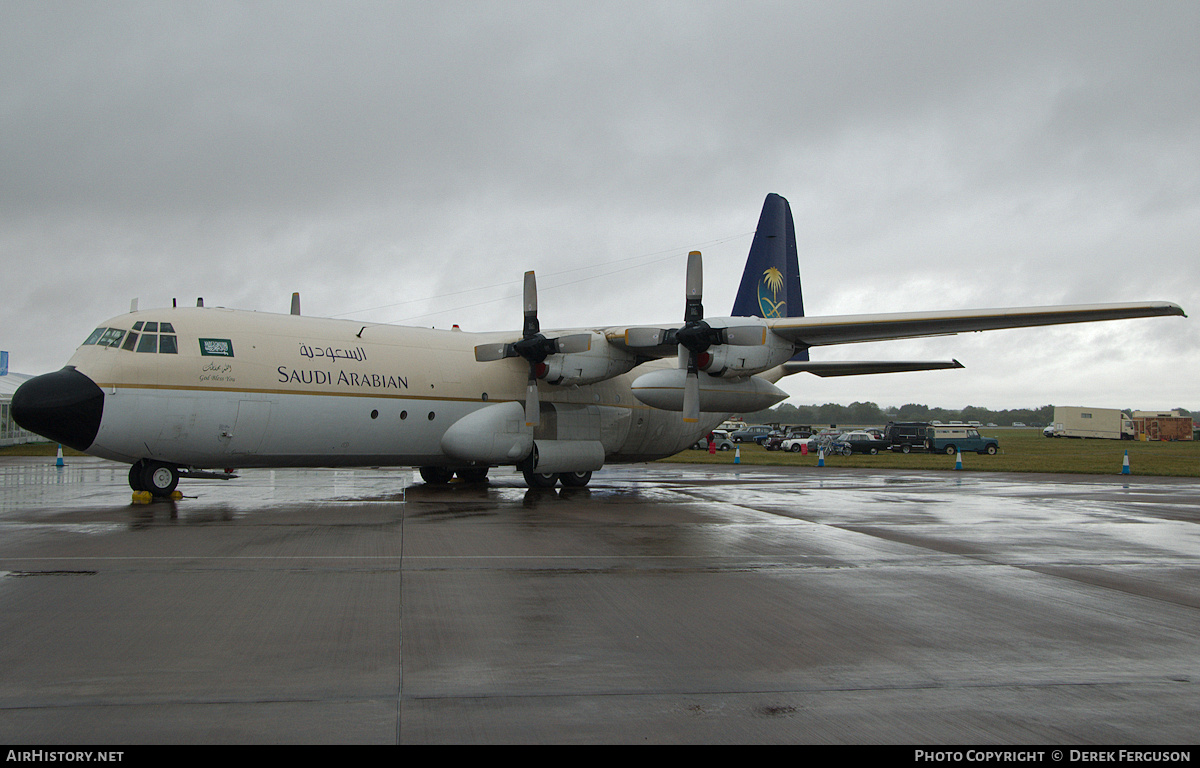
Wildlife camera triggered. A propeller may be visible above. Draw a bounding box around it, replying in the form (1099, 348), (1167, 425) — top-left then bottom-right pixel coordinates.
(474, 271), (591, 426)
(677, 252), (710, 423)
(626, 251), (769, 422)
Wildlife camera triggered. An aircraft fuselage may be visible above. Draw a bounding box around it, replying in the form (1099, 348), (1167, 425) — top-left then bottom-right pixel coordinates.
(53, 307), (722, 473)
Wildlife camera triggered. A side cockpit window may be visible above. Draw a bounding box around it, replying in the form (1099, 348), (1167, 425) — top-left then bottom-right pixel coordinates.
(83, 323), (177, 353)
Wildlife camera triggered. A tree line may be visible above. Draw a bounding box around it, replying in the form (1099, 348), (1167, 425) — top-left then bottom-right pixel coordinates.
(742, 402), (1053, 427)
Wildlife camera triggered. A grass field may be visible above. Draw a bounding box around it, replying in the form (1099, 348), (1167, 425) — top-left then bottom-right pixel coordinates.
(664, 428), (1200, 477)
(4, 430), (1198, 477)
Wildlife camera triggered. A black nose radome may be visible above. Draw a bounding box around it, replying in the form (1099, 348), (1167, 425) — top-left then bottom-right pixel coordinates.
(11, 367), (104, 452)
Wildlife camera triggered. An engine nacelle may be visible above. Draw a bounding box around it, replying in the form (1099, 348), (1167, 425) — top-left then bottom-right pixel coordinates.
(540, 333), (637, 386)
(698, 326), (795, 377)
(631, 369), (788, 413)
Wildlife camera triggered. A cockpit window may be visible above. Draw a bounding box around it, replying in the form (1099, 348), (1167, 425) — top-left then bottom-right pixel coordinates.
(97, 328), (125, 347)
(136, 333), (158, 353)
(83, 323), (177, 353)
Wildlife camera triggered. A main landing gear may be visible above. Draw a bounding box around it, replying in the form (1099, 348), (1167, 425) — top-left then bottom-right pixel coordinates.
(418, 465), (592, 489)
(521, 467), (592, 489)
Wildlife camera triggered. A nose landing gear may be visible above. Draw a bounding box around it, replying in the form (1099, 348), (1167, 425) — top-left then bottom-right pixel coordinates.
(128, 459), (180, 497)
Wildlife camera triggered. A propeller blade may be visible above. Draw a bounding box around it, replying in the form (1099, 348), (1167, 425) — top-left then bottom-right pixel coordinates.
(682, 368), (700, 423)
(721, 325), (768, 346)
(523, 271), (539, 338)
(684, 251), (703, 323)
(525, 370), (540, 427)
(554, 333), (592, 354)
(474, 343), (514, 362)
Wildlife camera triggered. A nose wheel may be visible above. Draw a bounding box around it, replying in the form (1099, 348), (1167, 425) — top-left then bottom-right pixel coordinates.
(129, 460), (180, 497)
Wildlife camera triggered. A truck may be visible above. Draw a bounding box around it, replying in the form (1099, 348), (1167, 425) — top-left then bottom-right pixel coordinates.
(924, 425), (1000, 455)
(885, 421), (930, 453)
(1048, 406), (1135, 440)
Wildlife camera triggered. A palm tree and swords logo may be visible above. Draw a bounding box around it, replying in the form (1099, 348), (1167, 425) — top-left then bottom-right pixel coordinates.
(759, 266), (786, 317)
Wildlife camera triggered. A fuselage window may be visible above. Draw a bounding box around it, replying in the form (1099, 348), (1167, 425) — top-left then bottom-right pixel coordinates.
(136, 333), (158, 353)
(159, 335), (178, 354)
(122, 332), (140, 351)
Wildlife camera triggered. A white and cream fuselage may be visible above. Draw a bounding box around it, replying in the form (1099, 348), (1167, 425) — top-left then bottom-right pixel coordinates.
(71, 307), (729, 472)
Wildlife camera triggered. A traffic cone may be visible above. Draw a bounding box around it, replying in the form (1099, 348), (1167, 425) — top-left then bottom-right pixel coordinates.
(955, 450), (963, 470)
(1122, 450), (1131, 475)
(55, 445), (64, 468)
(734, 447), (741, 464)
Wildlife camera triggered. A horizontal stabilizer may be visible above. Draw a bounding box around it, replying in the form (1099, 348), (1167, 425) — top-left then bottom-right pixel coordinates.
(782, 360), (965, 378)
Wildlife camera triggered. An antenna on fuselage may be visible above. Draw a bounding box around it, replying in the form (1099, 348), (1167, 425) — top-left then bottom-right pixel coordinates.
(291, 292), (301, 316)
(130, 298), (138, 312)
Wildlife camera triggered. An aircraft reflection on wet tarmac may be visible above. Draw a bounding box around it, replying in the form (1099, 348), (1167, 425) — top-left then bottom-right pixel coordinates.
(2, 455), (1199, 744)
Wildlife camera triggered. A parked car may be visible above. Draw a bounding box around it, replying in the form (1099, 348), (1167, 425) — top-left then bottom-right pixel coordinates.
(832, 431), (888, 455)
(692, 429), (735, 451)
(925, 425), (1000, 455)
(731, 425), (773, 443)
(765, 427), (813, 451)
(762, 433), (785, 451)
(885, 421), (930, 453)
(780, 436), (818, 453)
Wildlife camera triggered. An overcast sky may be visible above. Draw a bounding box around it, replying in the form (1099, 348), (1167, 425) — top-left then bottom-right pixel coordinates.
(2, 1), (1196, 411)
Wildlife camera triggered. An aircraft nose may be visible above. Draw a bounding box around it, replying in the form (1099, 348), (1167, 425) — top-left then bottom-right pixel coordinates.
(11, 367), (105, 452)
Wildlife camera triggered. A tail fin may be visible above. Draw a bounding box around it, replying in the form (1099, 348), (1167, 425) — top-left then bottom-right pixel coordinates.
(731, 193), (808, 360)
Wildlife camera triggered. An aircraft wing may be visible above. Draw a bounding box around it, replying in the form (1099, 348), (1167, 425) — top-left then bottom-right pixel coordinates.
(765, 301), (1186, 348)
(783, 360), (964, 377)
(605, 301), (1185, 360)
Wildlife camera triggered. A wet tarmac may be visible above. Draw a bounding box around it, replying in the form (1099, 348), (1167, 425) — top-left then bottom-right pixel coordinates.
(1, 456), (1198, 744)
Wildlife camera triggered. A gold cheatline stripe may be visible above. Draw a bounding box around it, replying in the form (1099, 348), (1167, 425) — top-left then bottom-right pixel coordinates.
(94, 382), (658, 410)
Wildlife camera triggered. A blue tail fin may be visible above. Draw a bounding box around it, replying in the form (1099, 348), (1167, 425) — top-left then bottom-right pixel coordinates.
(731, 193), (808, 359)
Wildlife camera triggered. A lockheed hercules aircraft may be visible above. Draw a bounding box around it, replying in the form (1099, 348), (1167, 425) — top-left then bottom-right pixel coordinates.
(12, 194), (1185, 494)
